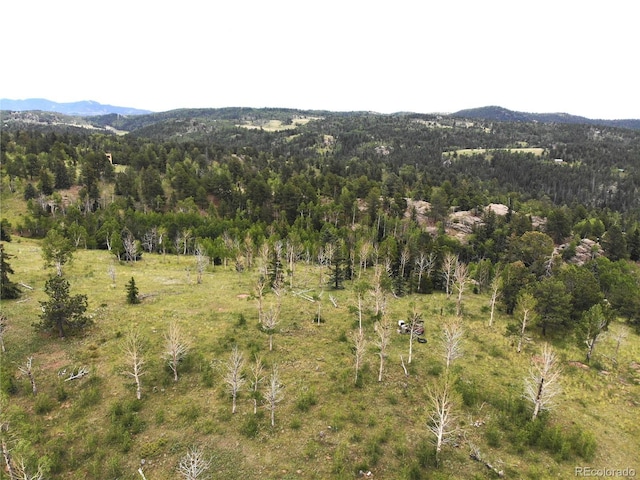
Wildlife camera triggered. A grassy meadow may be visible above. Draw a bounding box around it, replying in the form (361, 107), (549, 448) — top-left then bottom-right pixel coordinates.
(1, 238), (639, 479)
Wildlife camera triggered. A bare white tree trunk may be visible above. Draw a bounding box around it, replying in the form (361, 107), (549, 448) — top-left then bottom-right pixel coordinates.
(415, 251), (436, 292)
(610, 326), (628, 367)
(164, 322), (189, 382)
(408, 307), (422, 364)
(14, 457), (45, 480)
(194, 244), (207, 284)
(123, 230), (138, 262)
(399, 244), (411, 280)
(352, 329), (367, 384)
(178, 446), (211, 480)
(426, 377), (459, 465)
(0, 314), (7, 353)
(515, 292), (536, 353)
(250, 355), (265, 414)
(286, 239), (301, 289)
(107, 264), (116, 287)
(122, 329), (145, 400)
(488, 272), (501, 328)
(371, 264), (387, 315)
(262, 295), (281, 352)
(18, 357), (37, 396)
(255, 275), (266, 325)
(442, 252), (458, 298)
(264, 365), (284, 427)
(524, 343), (562, 421)
(223, 345), (246, 414)
(442, 319), (464, 371)
(375, 316), (391, 382)
(358, 240), (372, 278)
(453, 261), (469, 317)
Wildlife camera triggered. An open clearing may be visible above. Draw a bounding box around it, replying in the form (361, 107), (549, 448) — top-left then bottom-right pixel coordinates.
(1, 238), (639, 479)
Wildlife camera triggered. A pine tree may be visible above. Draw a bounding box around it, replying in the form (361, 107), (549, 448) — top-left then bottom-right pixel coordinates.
(0, 244), (21, 299)
(126, 277), (140, 304)
(36, 275), (89, 337)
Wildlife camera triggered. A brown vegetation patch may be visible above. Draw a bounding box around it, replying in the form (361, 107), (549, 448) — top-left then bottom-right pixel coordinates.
(568, 361), (590, 370)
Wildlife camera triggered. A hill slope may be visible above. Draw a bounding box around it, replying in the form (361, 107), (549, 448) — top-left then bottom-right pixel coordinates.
(452, 105), (640, 129)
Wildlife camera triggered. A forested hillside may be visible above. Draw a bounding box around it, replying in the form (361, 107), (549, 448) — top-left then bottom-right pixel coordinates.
(1, 109), (639, 479)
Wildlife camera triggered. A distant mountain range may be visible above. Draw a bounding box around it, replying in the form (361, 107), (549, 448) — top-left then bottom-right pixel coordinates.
(451, 106), (640, 130)
(0, 98), (152, 116)
(1, 98), (639, 130)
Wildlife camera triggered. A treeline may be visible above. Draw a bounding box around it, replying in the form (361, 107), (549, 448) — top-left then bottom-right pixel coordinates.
(2, 117), (640, 333)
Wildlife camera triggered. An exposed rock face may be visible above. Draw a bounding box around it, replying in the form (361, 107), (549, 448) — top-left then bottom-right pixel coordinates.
(556, 238), (602, 265)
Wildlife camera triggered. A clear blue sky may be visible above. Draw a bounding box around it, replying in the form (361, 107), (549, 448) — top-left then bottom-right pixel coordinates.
(2, 0), (638, 119)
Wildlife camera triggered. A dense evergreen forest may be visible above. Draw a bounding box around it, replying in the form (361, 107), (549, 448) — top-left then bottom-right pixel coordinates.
(2, 109), (640, 329)
(2, 108), (640, 479)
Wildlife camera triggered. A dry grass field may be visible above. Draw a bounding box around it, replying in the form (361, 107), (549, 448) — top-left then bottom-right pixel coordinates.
(1, 238), (639, 479)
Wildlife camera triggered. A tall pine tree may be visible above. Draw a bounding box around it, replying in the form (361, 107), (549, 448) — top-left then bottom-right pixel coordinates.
(0, 244), (20, 299)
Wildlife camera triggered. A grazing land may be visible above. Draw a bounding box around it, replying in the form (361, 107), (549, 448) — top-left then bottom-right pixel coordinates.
(2, 238), (639, 480)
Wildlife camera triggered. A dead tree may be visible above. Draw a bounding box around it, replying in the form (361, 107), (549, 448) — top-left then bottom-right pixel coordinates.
(407, 306), (422, 364)
(122, 328), (145, 400)
(371, 263), (388, 316)
(177, 446), (211, 480)
(415, 251), (436, 292)
(18, 357), (37, 396)
(286, 239), (301, 289)
(426, 376), (459, 465)
(107, 264), (117, 287)
(194, 244), (207, 284)
(358, 240), (372, 278)
(250, 355), (265, 414)
(399, 244), (411, 280)
(123, 230), (138, 262)
(163, 322), (189, 382)
(453, 260), (469, 317)
(488, 271), (501, 328)
(263, 365), (284, 427)
(142, 227), (158, 253)
(579, 303), (610, 364)
(223, 345), (246, 414)
(0, 314), (7, 353)
(442, 319), (464, 371)
(524, 343), (562, 421)
(514, 292), (536, 353)
(352, 329), (367, 384)
(262, 295), (281, 352)
(255, 274), (267, 325)
(243, 233), (254, 270)
(374, 315), (391, 382)
(610, 326), (628, 368)
(15, 457), (45, 480)
(441, 252), (458, 298)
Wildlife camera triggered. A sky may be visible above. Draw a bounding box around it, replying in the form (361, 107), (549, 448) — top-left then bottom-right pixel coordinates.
(2, 0), (638, 119)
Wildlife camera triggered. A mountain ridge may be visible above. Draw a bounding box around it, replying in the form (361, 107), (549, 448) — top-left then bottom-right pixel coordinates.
(0, 98), (152, 116)
(451, 105), (640, 130)
(2, 98), (639, 130)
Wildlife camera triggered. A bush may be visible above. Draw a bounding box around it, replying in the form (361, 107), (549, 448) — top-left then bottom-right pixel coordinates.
(34, 394), (56, 414)
(295, 388), (318, 412)
(240, 413), (262, 438)
(485, 424), (502, 448)
(570, 427), (597, 460)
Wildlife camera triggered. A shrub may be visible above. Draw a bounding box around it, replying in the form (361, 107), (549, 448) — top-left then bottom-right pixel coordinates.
(240, 414), (261, 438)
(485, 424), (502, 448)
(570, 427), (597, 460)
(34, 395), (56, 414)
(295, 388), (318, 412)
